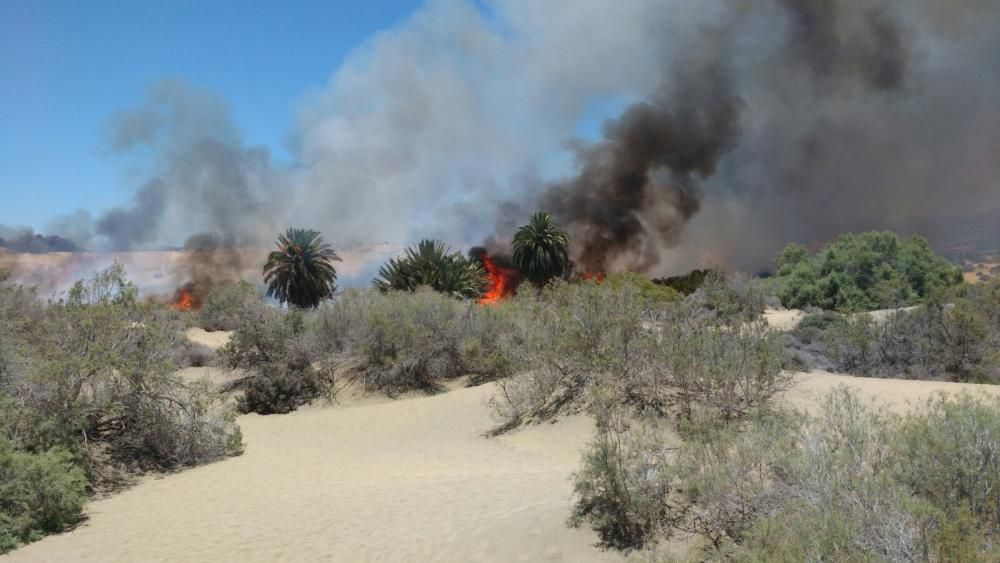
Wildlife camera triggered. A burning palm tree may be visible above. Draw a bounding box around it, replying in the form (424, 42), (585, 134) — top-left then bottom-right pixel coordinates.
(513, 212), (570, 287)
(263, 228), (341, 309)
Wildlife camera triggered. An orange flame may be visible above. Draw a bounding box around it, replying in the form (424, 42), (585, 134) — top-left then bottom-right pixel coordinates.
(582, 271), (606, 283)
(171, 285), (199, 311)
(479, 254), (519, 305)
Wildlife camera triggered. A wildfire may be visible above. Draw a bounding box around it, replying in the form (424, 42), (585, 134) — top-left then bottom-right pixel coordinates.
(582, 271), (606, 283)
(170, 285), (200, 311)
(479, 253), (519, 305)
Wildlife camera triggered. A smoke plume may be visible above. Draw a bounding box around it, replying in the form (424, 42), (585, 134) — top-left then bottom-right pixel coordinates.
(31, 0), (1000, 281)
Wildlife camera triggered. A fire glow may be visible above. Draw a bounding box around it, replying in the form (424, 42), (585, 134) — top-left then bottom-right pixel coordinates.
(171, 284), (200, 311)
(478, 253), (519, 305)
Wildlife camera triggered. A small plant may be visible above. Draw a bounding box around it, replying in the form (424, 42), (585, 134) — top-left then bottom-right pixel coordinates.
(0, 438), (86, 553)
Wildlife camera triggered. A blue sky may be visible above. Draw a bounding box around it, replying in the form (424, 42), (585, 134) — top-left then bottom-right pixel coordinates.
(0, 1), (427, 230)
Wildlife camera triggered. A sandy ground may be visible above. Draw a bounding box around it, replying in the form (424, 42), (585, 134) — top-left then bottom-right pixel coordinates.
(763, 308), (804, 331)
(764, 306), (919, 331)
(787, 370), (1000, 414)
(185, 327), (233, 350)
(4, 381), (621, 562)
(7, 327), (1000, 562)
(962, 259), (999, 284)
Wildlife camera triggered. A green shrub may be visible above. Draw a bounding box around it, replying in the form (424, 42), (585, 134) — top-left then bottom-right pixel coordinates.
(776, 231), (963, 312)
(239, 364), (328, 415)
(0, 437), (86, 553)
(604, 272), (679, 307)
(653, 269), (712, 296)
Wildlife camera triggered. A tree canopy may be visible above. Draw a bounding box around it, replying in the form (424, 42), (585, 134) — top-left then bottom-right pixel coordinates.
(776, 231), (963, 312)
(263, 228), (341, 309)
(512, 212), (570, 287)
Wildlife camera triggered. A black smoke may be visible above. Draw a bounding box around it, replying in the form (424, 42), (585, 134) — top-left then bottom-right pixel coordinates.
(540, 63), (742, 272)
(508, 0), (1000, 274)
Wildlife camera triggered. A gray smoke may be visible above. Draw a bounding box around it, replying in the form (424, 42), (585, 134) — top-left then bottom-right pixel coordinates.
(34, 0), (1000, 280)
(92, 79), (285, 251)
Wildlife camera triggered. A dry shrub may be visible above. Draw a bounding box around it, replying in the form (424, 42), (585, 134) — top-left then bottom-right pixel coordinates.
(222, 301), (335, 414)
(197, 281), (263, 332)
(1, 264), (243, 476)
(487, 279), (653, 430)
(314, 288), (513, 395)
(571, 387), (1000, 560)
(569, 392), (677, 551)
(488, 274), (787, 433)
(788, 279), (1000, 381)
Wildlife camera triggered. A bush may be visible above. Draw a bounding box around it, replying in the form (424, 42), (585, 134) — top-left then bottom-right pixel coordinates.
(604, 272), (679, 306)
(659, 317), (790, 426)
(672, 409), (800, 550)
(653, 268), (711, 296)
(313, 288), (514, 395)
(0, 437), (86, 553)
(488, 279), (653, 430)
(569, 395), (677, 551)
(197, 281), (261, 331)
(573, 387), (1000, 560)
(238, 364), (328, 415)
(895, 394), (1000, 531)
(786, 280), (1000, 381)
(179, 341), (218, 368)
(776, 231), (963, 312)
(0, 264), (243, 477)
(488, 273), (785, 433)
(222, 300), (335, 414)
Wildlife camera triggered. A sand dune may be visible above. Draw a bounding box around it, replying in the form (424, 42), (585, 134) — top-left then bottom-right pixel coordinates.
(6, 325), (1000, 561)
(764, 306), (920, 332)
(3, 382), (621, 563)
(787, 370), (1000, 414)
(185, 328), (233, 350)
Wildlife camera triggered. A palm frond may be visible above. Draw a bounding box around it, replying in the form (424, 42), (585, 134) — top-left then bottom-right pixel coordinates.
(262, 228), (341, 309)
(373, 239), (485, 299)
(513, 212), (570, 287)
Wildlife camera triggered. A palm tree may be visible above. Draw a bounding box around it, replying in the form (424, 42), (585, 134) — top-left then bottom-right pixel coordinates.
(374, 239), (485, 299)
(263, 228), (341, 309)
(512, 212), (570, 287)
